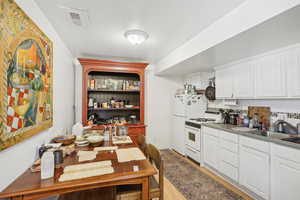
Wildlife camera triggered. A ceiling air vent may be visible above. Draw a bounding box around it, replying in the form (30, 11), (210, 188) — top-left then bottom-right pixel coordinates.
(69, 12), (82, 26)
(60, 6), (90, 27)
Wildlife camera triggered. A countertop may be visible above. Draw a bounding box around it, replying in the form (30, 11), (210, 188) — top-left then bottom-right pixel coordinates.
(202, 123), (300, 150)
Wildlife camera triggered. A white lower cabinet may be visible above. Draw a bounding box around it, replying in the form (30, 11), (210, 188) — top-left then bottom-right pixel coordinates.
(239, 141), (270, 200)
(203, 127), (273, 200)
(203, 127), (239, 181)
(219, 148), (239, 182)
(203, 133), (219, 170)
(203, 127), (300, 200)
(271, 144), (300, 200)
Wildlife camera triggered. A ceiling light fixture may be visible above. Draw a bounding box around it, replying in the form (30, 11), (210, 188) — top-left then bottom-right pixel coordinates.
(124, 29), (149, 45)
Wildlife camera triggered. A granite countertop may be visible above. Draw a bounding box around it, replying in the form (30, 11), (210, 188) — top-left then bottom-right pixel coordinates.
(202, 123), (300, 150)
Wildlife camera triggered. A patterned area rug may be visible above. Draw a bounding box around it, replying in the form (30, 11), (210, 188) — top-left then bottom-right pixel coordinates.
(161, 150), (244, 200)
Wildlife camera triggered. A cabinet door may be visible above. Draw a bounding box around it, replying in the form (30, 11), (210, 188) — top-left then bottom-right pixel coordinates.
(272, 156), (300, 200)
(287, 47), (300, 97)
(215, 68), (234, 99)
(240, 145), (270, 199)
(171, 116), (185, 155)
(233, 62), (254, 98)
(255, 53), (286, 98)
(203, 133), (219, 170)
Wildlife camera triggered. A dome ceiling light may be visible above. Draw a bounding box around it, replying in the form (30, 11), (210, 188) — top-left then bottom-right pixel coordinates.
(124, 29), (149, 45)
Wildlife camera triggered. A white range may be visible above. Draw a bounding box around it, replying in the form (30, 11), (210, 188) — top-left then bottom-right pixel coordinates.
(184, 112), (222, 164)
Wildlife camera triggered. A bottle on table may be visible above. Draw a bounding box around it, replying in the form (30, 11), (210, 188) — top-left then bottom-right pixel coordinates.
(41, 151), (54, 179)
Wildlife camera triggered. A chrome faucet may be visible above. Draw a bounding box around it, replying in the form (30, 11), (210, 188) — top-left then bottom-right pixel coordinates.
(273, 120), (298, 135)
(297, 123), (300, 135)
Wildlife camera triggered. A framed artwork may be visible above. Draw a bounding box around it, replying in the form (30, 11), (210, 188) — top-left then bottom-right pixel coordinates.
(0, 0), (53, 151)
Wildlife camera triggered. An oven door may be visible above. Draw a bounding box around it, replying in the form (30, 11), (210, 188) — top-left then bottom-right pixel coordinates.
(185, 126), (200, 151)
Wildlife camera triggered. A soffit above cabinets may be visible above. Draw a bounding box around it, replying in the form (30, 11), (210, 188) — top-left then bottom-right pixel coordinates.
(34, 0), (245, 63)
(159, 4), (300, 76)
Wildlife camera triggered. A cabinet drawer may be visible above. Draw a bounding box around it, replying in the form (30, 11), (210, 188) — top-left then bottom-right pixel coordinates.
(240, 136), (270, 153)
(272, 144), (300, 163)
(220, 138), (238, 153)
(128, 127), (145, 135)
(219, 130), (238, 143)
(186, 146), (201, 163)
(203, 127), (219, 138)
(219, 160), (239, 182)
(220, 147), (239, 167)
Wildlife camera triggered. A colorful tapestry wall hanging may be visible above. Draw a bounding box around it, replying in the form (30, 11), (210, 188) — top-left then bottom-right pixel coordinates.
(0, 0), (53, 151)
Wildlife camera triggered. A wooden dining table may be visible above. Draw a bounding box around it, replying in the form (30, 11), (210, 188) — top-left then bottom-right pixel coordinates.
(0, 136), (156, 200)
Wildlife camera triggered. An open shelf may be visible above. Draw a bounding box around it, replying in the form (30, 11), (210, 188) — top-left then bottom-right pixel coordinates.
(88, 106), (140, 111)
(88, 89), (140, 93)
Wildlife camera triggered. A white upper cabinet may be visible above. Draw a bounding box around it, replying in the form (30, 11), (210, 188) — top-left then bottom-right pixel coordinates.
(215, 44), (300, 99)
(215, 67), (234, 99)
(255, 53), (286, 98)
(233, 62), (254, 98)
(287, 47), (300, 97)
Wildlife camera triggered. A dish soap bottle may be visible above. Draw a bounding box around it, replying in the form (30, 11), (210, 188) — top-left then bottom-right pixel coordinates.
(243, 114), (249, 127)
(41, 151), (54, 179)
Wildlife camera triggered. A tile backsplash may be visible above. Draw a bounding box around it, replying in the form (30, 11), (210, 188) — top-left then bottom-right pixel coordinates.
(208, 99), (300, 126)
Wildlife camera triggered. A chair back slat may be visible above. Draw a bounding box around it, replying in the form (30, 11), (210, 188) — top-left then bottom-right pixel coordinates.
(147, 144), (161, 170)
(147, 144), (164, 200)
(137, 135), (147, 156)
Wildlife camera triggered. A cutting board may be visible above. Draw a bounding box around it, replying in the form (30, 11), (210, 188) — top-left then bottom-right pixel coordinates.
(248, 106), (271, 128)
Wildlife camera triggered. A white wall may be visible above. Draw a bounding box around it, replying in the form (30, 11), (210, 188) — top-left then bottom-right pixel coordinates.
(74, 60), (83, 123)
(0, 0), (75, 191)
(155, 0), (300, 74)
(145, 65), (182, 149)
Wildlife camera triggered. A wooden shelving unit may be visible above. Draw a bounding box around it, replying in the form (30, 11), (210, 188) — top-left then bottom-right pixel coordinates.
(79, 58), (148, 143)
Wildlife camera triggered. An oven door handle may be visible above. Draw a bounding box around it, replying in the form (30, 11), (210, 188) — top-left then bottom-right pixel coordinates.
(186, 146), (197, 153)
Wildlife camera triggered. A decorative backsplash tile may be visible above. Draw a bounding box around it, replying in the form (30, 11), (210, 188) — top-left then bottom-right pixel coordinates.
(287, 113), (300, 119)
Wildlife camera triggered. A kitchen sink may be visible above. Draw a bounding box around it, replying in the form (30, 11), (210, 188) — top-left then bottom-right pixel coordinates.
(281, 137), (300, 144)
(231, 127), (257, 132)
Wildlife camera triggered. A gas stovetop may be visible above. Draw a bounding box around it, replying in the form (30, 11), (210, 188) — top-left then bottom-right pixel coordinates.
(188, 118), (216, 123)
(185, 118), (216, 129)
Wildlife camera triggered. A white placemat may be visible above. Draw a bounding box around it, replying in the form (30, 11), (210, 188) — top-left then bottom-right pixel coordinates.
(64, 160), (112, 173)
(77, 150), (98, 162)
(116, 147), (146, 163)
(59, 167), (114, 182)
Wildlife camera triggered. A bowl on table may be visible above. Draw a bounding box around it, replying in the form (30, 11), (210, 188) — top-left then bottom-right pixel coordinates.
(53, 135), (76, 145)
(83, 129), (104, 137)
(74, 136), (89, 147)
(87, 135), (104, 147)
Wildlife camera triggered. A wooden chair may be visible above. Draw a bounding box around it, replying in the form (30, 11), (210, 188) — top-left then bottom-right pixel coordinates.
(116, 144), (164, 200)
(136, 135), (147, 156)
